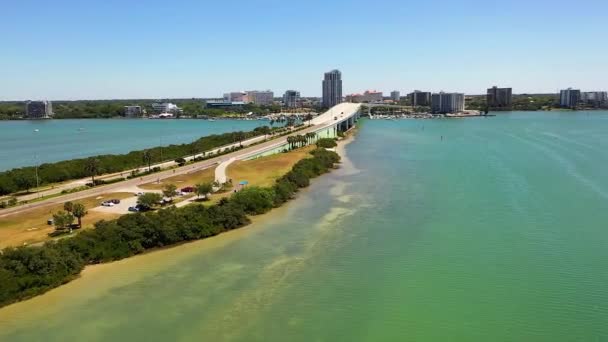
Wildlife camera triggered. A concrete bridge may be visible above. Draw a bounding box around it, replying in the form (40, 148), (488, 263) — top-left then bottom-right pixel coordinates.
(239, 103), (363, 161)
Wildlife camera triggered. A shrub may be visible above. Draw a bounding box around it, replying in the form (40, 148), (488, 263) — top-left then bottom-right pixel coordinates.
(231, 187), (275, 215)
(316, 138), (337, 148)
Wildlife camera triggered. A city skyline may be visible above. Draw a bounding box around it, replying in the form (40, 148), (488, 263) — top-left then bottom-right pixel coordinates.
(2, 0), (607, 100)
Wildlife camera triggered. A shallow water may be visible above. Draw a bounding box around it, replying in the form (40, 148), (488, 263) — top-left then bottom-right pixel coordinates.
(1, 111), (607, 341)
(0, 119), (267, 170)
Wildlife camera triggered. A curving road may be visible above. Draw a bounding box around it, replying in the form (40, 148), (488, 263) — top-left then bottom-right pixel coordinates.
(0, 103), (361, 219)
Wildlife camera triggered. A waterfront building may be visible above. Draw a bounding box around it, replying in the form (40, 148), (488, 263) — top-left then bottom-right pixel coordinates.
(322, 69), (343, 108)
(409, 90), (432, 107)
(123, 105), (143, 117)
(246, 90), (274, 105)
(206, 101), (245, 109)
(391, 90), (401, 102)
(223, 92), (247, 102)
(283, 90), (300, 108)
(486, 86), (513, 111)
(559, 88), (581, 108)
(431, 92), (465, 114)
(346, 90), (383, 103)
(25, 100), (53, 119)
(581, 91), (608, 107)
(152, 102), (182, 114)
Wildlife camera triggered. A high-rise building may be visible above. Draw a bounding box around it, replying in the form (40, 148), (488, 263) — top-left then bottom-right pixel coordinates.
(409, 90), (432, 107)
(581, 91), (608, 107)
(25, 100), (53, 119)
(486, 86), (513, 110)
(123, 105), (143, 117)
(283, 90), (300, 108)
(246, 90), (274, 105)
(391, 91), (400, 102)
(431, 92), (465, 114)
(560, 88), (581, 108)
(322, 69), (343, 108)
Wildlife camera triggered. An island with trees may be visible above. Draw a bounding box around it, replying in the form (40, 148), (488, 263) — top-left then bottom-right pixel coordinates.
(0, 143), (342, 308)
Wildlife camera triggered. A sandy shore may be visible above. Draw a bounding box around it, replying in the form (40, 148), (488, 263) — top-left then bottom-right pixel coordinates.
(0, 133), (358, 315)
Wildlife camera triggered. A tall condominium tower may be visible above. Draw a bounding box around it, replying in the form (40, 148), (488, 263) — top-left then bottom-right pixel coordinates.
(431, 92), (465, 114)
(322, 69), (343, 108)
(487, 86), (513, 110)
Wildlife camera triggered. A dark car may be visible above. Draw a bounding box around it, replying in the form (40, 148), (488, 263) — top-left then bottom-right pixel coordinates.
(181, 186), (195, 193)
(109, 199), (121, 204)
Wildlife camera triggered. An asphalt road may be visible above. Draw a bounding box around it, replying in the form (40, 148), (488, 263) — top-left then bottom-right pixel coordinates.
(0, 103), (360, 219)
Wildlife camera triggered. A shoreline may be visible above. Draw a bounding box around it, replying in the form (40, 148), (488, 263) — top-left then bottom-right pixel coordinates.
(0, 134), (357, 312)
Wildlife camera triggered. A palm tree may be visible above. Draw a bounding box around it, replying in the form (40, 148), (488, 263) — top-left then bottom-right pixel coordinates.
(286, 136), (294, 150)
(142, 150), (152, 171)
(304, 113), (314, 126)
(72, 203), (87, 228)
(306, 132), (316, 145)
(85, 157), (100, 186)
(234, 131), (246, 147)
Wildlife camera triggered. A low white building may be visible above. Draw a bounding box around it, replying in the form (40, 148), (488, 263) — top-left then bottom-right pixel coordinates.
(152, 102), (182, 114)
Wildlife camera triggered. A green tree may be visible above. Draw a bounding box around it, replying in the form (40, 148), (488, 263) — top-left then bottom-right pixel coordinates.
(231, 186), (275, 215)
(63, 201), (74, 213)
(137, 192), (162, 209)
(84, 157), (100, 185)
(234, 131), (246, 147)
(142, 150), (152, 171)
(53, 211), (75, 232)
(72, 203), (87, 228)
(195, 182), (213, 199)
(306, 132), (316, 144)
(304, 113), (314, 125)
(14, 174), (35, 193)
(286, 136), (295, 150)
(316, 138), (337, 148)
(162, 184), (178, 199)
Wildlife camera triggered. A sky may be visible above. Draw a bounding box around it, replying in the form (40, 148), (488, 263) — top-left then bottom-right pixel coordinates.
(1, 0), (607, 100)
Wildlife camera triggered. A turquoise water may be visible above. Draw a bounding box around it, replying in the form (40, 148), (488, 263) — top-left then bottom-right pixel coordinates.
(1, 111), (607, 341)
(0, 119), (267, 171)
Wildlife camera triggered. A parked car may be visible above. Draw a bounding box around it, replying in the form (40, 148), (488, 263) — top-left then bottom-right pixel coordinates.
(47, 218), (54, 225)
(109, 199), (121, 204)
(128, 206), (140, 212)
(134, 192), (144, 196)
(101, 201), (115, 207)
(181, 186), (194, 193)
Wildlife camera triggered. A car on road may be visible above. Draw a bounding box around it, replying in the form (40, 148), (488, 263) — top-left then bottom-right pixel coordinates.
(181, 186), (194, 193)
(109, 199), (121, 204)
(134, 192), (144, 196)
(101, 201), (115, 207)
(128, 204), (150, 212)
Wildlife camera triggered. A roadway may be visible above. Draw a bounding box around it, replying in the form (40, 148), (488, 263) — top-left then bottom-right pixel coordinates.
(0, 103), (361, 218)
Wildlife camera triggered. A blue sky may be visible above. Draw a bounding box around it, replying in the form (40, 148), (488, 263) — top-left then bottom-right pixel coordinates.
(1, 0), (607, 100)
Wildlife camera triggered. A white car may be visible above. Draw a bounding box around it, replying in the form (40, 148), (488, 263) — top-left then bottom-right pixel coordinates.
(101, 201), (115, 207)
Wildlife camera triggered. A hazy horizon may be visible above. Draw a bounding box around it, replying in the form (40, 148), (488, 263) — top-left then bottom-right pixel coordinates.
(2, 0), (607, 100)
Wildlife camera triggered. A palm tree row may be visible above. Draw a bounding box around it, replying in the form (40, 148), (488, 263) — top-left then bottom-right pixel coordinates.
(286, 132), (318, 150)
